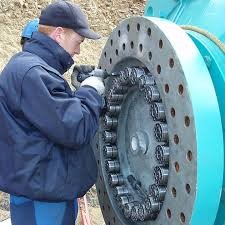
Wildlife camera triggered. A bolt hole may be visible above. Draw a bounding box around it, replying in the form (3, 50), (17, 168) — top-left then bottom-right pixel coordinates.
(104, 52), (107, 58)
(118, 30), (121, 37)
(127, 24), (130, 32)
(185, 116), (190, 127)
(139, 43), (143, 52)
(180, 213), (186, 223)
(102, 205), (105, 211)
(110, 39), (113, 46)
(137, 23), (140, 31)
(115, 49), (118, 56)
(165, 84), (169, 93)
(170, 108), (176, 117)
(159, 39), (163, 49)
(108, 205), (111, 210)
(148, 52), (152, 60)
(169, 58), (174, 68)
(167, 209), (172, 219)
(98, 189), (101, 195)
(186, 184), (191, 194)
(174, 134), (179, 144)
(123, 43), (126, 50)
(97, 160), (100, 165)
(104, 191), (106, 196)
(147, 28), (151, 36)
(157, 65), (161, 74)
(110, 58), (112, 64)
(113, 217), (116, 223)
(187, 150), (193, 161)
(175, 162), (180, 172)
(178, 84), (184, 95)
(172, 187), (177, 197)
(130, 41), (134, 49)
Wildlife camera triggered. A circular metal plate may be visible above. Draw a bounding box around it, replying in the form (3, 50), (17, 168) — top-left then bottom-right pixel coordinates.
(95, 16), (223, 225)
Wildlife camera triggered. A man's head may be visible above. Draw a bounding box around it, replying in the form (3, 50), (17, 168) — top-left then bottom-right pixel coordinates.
(38, 1), (101, 57)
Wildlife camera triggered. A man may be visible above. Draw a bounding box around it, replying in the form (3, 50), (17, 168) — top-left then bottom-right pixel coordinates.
(0, 1), (104, 225)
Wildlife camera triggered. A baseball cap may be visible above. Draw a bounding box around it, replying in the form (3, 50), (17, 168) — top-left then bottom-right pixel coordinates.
(39, 1), (101, 40)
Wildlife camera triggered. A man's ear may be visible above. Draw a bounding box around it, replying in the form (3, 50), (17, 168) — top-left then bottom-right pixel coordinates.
(51, 27), (64, 43)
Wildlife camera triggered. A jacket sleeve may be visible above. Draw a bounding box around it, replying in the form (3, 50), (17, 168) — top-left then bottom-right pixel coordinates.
(20, 66), (103, 149)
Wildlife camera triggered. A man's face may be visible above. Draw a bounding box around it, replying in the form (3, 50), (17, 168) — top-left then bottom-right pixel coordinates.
(56, 28), (85, 57)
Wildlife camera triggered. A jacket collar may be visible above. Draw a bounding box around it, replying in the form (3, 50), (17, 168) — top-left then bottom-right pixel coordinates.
(23, 31), (74, 75)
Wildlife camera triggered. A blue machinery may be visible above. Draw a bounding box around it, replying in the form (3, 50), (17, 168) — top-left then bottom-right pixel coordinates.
(95, 1), (225, 225)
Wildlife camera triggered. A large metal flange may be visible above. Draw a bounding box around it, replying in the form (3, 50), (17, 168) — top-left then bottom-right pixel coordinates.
(94, 16), (224, 225)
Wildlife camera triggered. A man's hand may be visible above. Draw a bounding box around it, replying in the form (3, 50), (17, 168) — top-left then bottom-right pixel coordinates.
(71, 65), (95, 89)
(74, 65), (95, 74)
(80, 76), (105, 95)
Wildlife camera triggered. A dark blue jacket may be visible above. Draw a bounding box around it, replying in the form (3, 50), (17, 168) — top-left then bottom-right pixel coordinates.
(0, 32), (102, 201)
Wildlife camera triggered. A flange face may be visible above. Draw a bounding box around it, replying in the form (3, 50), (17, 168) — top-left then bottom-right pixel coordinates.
(94, 16), (223, 225)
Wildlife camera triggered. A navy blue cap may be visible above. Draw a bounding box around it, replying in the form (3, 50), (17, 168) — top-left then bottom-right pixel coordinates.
(39, 1), (101, 40)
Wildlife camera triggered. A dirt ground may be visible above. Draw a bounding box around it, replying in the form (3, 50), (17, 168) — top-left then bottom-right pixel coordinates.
(0, 0), (146, 224)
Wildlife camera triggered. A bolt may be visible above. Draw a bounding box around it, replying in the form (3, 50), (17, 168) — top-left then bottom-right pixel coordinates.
(103, 131), (117, 143)
(130, 131), (149, 155)
(107, 105), (121, 116)
(153, 166), (169, 185)
(114, 186), (130, 197)
(155, 145), (170, 165)
(108, 174), (124, 187)
(130, 67), (146, 85)
(124, 202), (138, 219)
(108, 92), (124, 103)
(103, 145), (118, 158)
(103, 115), (118, 130)
(105, 160), (120, 173)
(154, 123), (168, 142)
(118, 195), (135, 208)
(145, 85), (160, 103)
(150, 102), (166, 121)
(139, 75), (155, 91)
(149, 184), (167, 201)
(131, 204), (140, 222)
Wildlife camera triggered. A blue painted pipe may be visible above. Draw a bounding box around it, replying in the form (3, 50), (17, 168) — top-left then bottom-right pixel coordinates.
(144, 1), (225, 225)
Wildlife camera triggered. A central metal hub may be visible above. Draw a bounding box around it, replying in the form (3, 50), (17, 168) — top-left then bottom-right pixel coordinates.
(101, 64), (170, 222)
